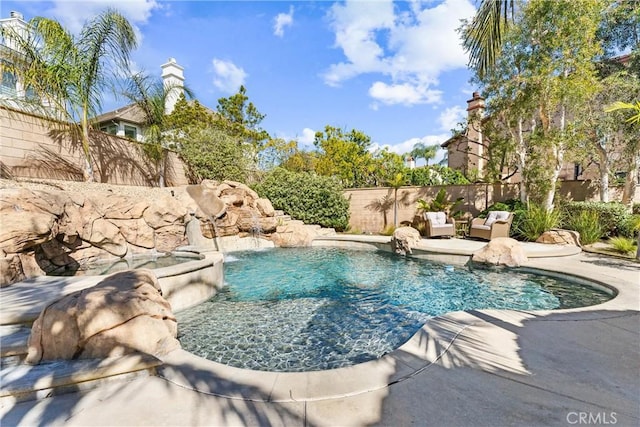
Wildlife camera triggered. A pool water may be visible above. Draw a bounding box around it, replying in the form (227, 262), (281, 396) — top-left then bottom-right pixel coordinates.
(177, 247), (612, 372)
(48, 253), (201, 276)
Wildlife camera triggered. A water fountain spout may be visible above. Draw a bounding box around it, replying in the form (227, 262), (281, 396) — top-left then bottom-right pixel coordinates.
(186, 185), (228, 253)
(185, 185), (227, 219)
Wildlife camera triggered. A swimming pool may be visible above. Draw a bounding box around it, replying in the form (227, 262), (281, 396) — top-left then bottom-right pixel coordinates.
(176, 247), (612, 372)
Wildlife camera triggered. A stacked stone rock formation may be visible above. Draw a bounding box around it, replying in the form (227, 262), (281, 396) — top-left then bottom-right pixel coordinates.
(0, 179), (336, 286)
(0, 186), (190, 286)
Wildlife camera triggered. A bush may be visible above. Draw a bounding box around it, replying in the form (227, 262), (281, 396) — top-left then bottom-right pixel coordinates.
(632, 203), (640, 215)
(409, 165), (470, 186)
(516, 204), (561, 242)
(253, 168), (350, 231)
(608, 236), (637, 255)
(179, 128), (248, 183)
(562, 202), (632, 237)
(563, 210), (603, 245)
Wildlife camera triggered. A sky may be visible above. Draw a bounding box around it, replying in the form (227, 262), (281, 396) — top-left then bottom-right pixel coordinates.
(2, 0), (479, 163)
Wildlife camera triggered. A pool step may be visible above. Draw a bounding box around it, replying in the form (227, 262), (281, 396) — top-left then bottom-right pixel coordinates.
(0, 352), (162, 404)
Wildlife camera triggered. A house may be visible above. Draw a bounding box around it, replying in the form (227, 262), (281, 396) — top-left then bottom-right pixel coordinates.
(94, 58), (185, 142)
(441, 88), (635, 185)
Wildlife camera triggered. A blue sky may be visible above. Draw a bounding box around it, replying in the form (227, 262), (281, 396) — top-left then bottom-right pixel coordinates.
(3, 0), (479, 162)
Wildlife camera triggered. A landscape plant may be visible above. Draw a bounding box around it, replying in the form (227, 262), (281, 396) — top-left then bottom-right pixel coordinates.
(516, 203), (561, 242)
(416, 188), (464, 219)
(608, 236), (637, 256)
(562, 210), (603, 245)
(562, 201), (632, 237)
(253, 168), (350, 231)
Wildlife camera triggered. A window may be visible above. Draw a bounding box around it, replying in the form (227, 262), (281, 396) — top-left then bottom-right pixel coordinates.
(124, 125), (137, 140)
(0, 70), (17, 96)
(100, 124), (118, 135)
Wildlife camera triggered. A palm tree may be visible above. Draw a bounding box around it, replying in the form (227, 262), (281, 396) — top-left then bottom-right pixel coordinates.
(122, 72), (193, 187)
(387, 172), (408, 228)
(410, 142), (438, 166)
(2, 9), (137, 182)
(462, 0), (515, 79)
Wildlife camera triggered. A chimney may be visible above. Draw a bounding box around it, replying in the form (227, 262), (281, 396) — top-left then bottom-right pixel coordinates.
(465, 91), (486, 177)
(161, 58), (185, 115)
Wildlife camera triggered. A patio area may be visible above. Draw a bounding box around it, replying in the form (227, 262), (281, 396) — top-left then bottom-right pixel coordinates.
(1, 238), (638, 426)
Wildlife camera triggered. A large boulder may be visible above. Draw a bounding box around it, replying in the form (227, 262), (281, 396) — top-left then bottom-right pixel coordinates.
(271, 220), (320, 247)
(391, 226), (421, 255)
(536, 229), (581, 246)
(472, 237), (528, 267)
(26, 269), (180, 364)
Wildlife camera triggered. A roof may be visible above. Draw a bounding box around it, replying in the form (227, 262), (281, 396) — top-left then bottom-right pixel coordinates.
(93, 103), (146, 126)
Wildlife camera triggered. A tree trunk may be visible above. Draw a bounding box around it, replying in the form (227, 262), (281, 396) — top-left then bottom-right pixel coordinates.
(621, 157), (638, 206)
(393, 188), (398, 228)
(516, 118), (528, 203)
(595, 142), (609, 202)
(81, 105), (95, 182)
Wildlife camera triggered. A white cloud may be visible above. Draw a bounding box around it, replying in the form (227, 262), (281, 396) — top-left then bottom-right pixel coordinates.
(369, 81), (442, 106)
(47, 0), (161, 36)
(323, 0), (476, 106)
(438, 105), (466, 131)
(298, 127), (316, 145)
(274, 6), (294, 38)
(211, 58), (247, 94)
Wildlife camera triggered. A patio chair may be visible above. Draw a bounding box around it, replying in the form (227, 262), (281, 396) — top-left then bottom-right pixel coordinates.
(423, 211), (455, 238)
(469, 211), (513, 240)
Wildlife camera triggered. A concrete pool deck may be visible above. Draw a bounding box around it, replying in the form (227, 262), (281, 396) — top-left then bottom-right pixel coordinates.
(1, 238), (638, 426)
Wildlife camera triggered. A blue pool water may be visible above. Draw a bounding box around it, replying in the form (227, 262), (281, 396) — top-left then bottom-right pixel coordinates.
(177, 247), (612, 372)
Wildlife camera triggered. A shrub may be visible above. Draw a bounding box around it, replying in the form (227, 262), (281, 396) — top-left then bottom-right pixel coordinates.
(253, 168), (350, 231)
(619, 214), (640, 239)
(563, 211), (603, 245)
(516, 204), (561, 241)
(562, 202), (631, 237)
(632, 203), (640, 215)
(608, 236), (637, 255)
(380, 225), (396, 236)
(409, 165), (470, 186)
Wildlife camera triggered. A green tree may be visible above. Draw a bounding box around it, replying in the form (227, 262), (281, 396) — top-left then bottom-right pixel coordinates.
(122, 72), (194, 187)
(409, 142), (438, 166)
(371, 148), (407, 187)
(179, 127), (248, 183)
(474, 0), (603, 209)
(462, 0), (515, 79)
(2, 9), (137, 182)
(214, 85), (270, 172)
(606, 100), (640, 260)
(387, 172), (409, 228)
(314, 125), (374, 188)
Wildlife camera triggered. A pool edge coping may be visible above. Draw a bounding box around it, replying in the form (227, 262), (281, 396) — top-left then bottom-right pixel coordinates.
(156, 238), (639, 403)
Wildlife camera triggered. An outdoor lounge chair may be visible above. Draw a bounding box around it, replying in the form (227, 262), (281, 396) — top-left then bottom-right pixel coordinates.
(469, 210), (513, 240)
(423, 211), (455, 238)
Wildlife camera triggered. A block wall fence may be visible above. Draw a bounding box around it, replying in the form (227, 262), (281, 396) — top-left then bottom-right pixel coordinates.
(1, 107), (189, 186)
(2, 107), (637, 234)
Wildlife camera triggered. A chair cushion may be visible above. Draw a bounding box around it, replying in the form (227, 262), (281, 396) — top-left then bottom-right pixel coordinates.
(425, 211), (446, 225)
(472, 224), (491, 230)
(484, 211), (510, 227)
(431, 224), (453, 229)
